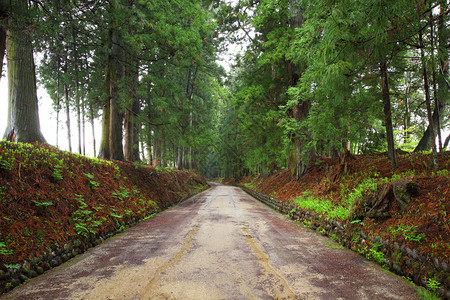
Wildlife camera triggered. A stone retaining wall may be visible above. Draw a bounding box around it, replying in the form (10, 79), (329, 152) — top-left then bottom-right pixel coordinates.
(0, 187), (208, 295)
(239, 185), (450, 299)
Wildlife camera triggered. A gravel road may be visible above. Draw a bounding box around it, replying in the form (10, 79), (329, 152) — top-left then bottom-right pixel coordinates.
(1, 183), (419, 299)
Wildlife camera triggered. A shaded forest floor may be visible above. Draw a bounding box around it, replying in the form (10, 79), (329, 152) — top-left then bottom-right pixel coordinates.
(0, 141), (207, 293)
(223, 151), (449, 296)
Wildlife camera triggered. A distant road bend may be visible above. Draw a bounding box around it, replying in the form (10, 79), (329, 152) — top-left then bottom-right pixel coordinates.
(2, 183), (419, 299)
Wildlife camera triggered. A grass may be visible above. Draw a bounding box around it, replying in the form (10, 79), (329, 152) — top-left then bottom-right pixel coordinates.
(293, 191), (350, 220)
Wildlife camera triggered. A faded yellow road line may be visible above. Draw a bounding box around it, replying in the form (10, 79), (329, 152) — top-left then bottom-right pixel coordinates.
(241, 222), (296, 299)
(142, 218), (203, 296)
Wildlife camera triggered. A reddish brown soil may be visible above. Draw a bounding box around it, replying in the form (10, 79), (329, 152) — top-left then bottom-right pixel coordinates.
(238, 151), (450, 262)
(0, 142), (207, 268)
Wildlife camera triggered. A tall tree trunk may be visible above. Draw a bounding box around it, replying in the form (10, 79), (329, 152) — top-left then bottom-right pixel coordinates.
(160, 135), (165, 167)
(72, 26), (82, 154)
(75, 83), (81, 154)
(2, 0), (46, 143)
(152, 129), (161, 166)
(293, 100), (315, 179)
(109, 27), (124, 161)
(89, 101), (96, 157)
(444, 134), (450, 150)
(403, 72), (411, 144)
(147, 137), (152, 165)
(0, 28), (6, 81)
(419, 31), (438, 169)
(98, 100), (111, 158)
(286, 1), (313, 179)
(64, 83), (72, 151)
(97, 46), (111, 159)
(414, 104), (442, 152)
(429, 20), (442, 151)
(98, 27), (114, 159)
(177, 145), (182, 170)
(380, 60), (397, 171)
(437, 0), (448, 149)
(0, 0), (7, 79)
(82, 98), (86, 155)
(56, 57), (62, 147)
(124, 61), (140, 161)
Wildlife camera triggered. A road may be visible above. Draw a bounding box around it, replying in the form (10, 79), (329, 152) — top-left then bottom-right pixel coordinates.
(1, 183), (419, 299)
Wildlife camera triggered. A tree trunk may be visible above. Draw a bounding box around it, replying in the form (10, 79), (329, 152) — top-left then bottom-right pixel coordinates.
(82, 99), (86, 155)
(152, 130), (161, 167)
(177, 145), (182, 170)
(89, 102), (96, 157)
(160, 136), (165, 167)
(109, 27), (124, 161)
(443, 134), (450, 150)
(97, 38), (111, 159)
(429, 20), (442, 151)
(147, 133), (152, 164)
(380, 60), (397, 171)
(292, 100), (315, 179)
(437, 0), (448, 149)
(2, 0), (46, 143)
(419, 31), (438, 169)
(403, 72), (411, 144)
(124, 61), (140, 161)
(0, 28), (6, 81)
(0, 1), (7, 79)
(56, 56), (62, 147)
(72, 26), (82, 155)
(98, 100), (111, 158)
(414, 104), (442, 152)
(64, 83), (72, 152)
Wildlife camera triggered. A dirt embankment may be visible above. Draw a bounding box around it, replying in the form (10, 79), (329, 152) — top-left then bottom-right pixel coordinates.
(0, 141), (208, 294)
(237, 151), (450, 298)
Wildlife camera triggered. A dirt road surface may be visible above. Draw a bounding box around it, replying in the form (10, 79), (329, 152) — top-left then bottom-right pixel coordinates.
(1, 183), (419, 299)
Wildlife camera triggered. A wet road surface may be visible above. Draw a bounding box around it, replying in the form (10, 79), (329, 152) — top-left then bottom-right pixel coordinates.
(1, 183), (419, 299)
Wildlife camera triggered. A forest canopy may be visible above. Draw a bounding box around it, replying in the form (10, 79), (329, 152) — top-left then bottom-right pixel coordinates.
(0, 0), (448, 179)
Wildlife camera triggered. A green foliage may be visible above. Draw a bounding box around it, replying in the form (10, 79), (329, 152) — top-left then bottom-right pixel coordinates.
(52, 165), (63, 181)
(0, 241), (13, 256)
(112, 187), (130, 201)
(71, 194), (100, 238)
(32, 200), (54, 207)
(425, 277), (441, 292)
(389, 224), (426, 242)
(416, 286), (440, 300)
(85, 173), (100, 190)
(0, 156), (14, 172)
(294, 192), (349, 220)
(4, 264), (20, 270)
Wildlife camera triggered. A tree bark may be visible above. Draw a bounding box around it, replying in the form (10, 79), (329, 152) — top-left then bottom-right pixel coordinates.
(124, 61), (140, 162)
(2, 0), (46, 143)
(443, 134), (450, 150)
(380, 60), (397, 171)
(0, 28), (5, 79)
(152, 129), (161, 166)
(419, 31), (438, 169)
(108, 27), (124, 161)
(73, 27), (82, 155)
(403, 72), (412, 144)
(64, 82), (72, 152)
(89, 102), (96, 157)
(56, 56), (61, 147)
(293, 100), (315, 179)
(97, 43), (111, 159)
(437, 0), (448, 149)
(429, 20), (442, 151)
(0, 1), (7, 80)
(414, 104), (442, 152)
